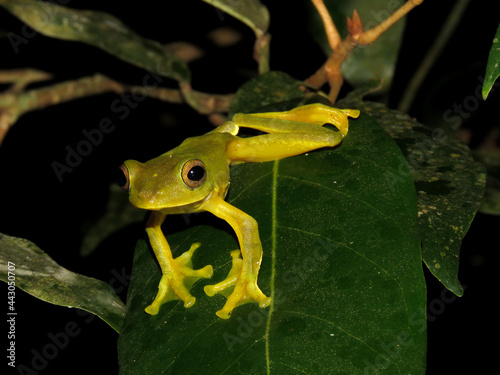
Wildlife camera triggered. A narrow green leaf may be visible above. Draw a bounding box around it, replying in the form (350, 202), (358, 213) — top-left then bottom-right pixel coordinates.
(339, 95), (485, 296)
(308, 0), (406, 92)
(118, 108), (426, 374)
(482, 22), (500, 99)
(474, 150), (500, 215)
(0, 233), (125, 333)
(202, 0), (269, 37)
(0, 0), (190, 82)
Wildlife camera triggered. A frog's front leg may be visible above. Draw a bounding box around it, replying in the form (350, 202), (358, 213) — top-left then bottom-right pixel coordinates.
(203, 194), (271, 319)
(145, 211), (213, 315)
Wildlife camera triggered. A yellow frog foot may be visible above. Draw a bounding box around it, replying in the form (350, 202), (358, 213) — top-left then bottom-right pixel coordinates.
(204, 250), (271, 319)
(145, 243), (213, 315)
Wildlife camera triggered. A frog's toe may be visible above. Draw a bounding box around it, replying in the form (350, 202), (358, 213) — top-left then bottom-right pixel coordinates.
(258, 296), (272, 308)
(183, 295), (196, 308)
(201, 264), (214, 278)
(203, 284), (218, 297)
(145, 243), (212, 315)
(214, 292), (271, 319)
(175, 242), (201, 265)
(215, 307), (232, 320)
(204, 250), (241, 297)
(205, 250), (270, 319)
(145, 303), (160, 315)
(213, 282), (271, 319)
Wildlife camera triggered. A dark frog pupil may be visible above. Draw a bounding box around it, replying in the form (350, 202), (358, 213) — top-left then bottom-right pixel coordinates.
(182, 159), (206, 188)
(188, 165), (205, 181)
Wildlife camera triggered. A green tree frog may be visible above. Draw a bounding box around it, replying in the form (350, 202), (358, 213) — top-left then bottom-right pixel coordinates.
(117, 103), (359, 319)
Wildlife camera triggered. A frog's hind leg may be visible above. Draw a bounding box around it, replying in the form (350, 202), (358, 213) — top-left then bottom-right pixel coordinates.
(227, 103), (359, 163)
(226, 130), (343, 163)
(233, 103), (359, 137)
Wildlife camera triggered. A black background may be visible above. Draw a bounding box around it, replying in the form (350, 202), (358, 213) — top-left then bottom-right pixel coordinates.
(1, 1), (499, 374)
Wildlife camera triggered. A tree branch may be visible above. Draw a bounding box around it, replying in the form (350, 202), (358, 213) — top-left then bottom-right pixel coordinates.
(306, 0), (424, 102)
(0, 71), (233, 145)
(310, 0), (341, 50)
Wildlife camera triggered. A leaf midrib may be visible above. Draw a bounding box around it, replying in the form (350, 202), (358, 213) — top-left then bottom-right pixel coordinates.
(265, 160), (279, 374)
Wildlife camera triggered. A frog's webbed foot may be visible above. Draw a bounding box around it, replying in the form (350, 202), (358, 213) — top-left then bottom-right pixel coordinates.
(204, 250), (271, 319)
(145, 243), (213, 315)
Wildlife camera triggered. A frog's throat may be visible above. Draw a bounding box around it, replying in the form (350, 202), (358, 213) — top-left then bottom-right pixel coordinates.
(153, 190), (217, 214)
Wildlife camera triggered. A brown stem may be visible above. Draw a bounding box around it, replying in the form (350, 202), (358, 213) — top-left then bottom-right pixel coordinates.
(306, 0), (424, 102)
(0, 69), (53, 93)
(310, 0), (341, 50)
(357, 0), (424, 45)
(179, 82), (233, 115)
(254, 33), (271, 74)
(0, 73), (234, 145)
(0, 74), (122, 145)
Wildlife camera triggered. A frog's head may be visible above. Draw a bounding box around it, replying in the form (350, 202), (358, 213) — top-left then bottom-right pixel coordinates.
(117, 153), (217, 211)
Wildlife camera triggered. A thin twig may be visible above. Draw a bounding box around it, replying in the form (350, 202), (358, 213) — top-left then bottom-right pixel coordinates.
(254, 33), (271, 75)
(180, 82), (233, 114)
(397, 0), (470, 112)
(0, 74), (122, 144)
(357, 0), (424, 45)
(0, 72), (233, 145)
(306, 0), (424, 102)
(0, 69), (52, 84)
(310, 0), (341, 50)
(0, 69), (53, 93)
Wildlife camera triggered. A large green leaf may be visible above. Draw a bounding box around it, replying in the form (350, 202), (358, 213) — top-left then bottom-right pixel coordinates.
(307, 0), (405, 92)
(0, 233), (125, 332)
(0, 0), (190, 82)
(118, 104), (426, 373)
(339, 93), (485, 296)
(482, 21), (500, 99)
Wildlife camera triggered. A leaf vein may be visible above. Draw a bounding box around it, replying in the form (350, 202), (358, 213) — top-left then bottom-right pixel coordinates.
(280, 310), (402, 373)
(265, 160), (279, 375)
(280, 175), (392, 221)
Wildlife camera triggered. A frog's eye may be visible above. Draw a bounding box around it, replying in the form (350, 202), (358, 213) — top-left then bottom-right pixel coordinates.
(182, 159), (206, 188)
(117, 164), (131, 192)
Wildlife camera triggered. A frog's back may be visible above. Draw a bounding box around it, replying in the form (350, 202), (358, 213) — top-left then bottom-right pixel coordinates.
(175, 131), (234, 160)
